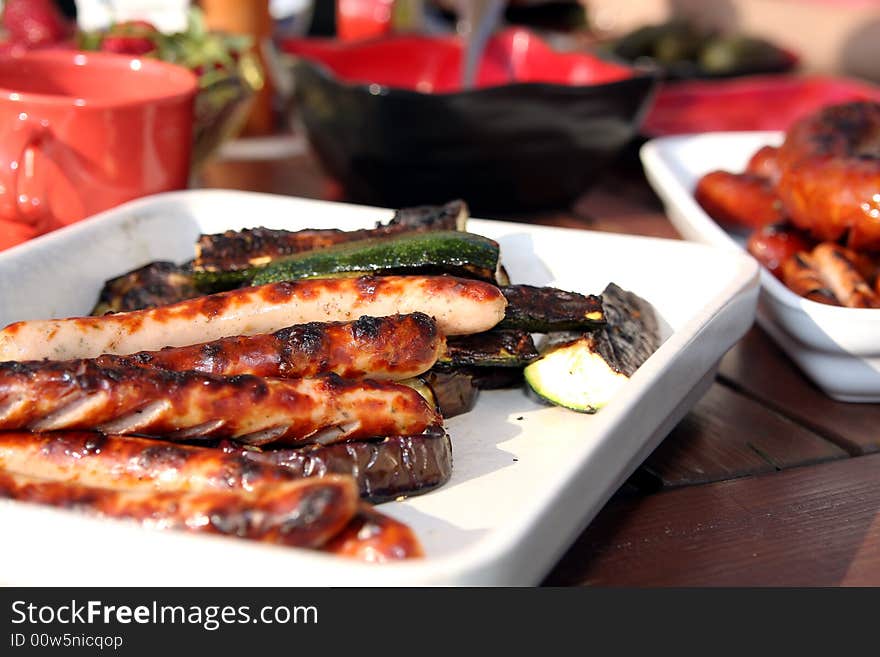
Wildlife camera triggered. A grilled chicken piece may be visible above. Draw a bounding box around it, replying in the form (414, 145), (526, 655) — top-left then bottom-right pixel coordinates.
(194, 200), (468, 272)
(781, 243), (880, 307)
(324, 504), (424, 561)
(0, 275), (506, 361)
(0, 362), (439, 446)
(90, 313), (443, 381)
(0, 469), (358, 549)
(810, 242), (880, 308)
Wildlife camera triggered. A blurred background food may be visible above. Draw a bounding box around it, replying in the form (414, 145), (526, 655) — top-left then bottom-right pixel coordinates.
(1, 0), (879, 212)
(603, 18), (796, 79)
(0, 0), (258, 170)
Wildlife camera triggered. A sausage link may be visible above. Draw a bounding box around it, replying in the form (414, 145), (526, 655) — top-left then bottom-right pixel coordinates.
(0, 431), (296, 492)
(0, 275), (506, 361)
(0, 363), (440, 446)
(92, 313), (443, 381)
(324, 504), (424, 561)
(0, 469), (359, 549)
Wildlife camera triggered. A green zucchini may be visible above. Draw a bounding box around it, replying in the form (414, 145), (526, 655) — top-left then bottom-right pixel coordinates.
(193, 230), (501, 292)
(194, 199), (469, 272)
(523, 283), (660, 413)
(499, 285), (605, 332)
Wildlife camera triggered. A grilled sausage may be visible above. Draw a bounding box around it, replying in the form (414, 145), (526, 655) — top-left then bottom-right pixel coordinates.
(0, 275), (506, 361)
(745, 145), (782, 183)
(694, 170), (785, 231)
(0, 362), (440, 445)
(91, 313), (443, 381)
(0, 431), (296, 492)
(776, 101), (880, 250)
(324, 505), (424, 561)
(0, 429), (452, 502)
(0, 469), (358, 549)
(746, 222), (813, 278)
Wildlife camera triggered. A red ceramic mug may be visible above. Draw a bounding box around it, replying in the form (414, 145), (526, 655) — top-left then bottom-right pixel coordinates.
(0, 50), (198, 240)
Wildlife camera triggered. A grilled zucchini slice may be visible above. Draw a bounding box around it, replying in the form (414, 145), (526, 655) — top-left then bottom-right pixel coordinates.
(524, 283), (660, 413)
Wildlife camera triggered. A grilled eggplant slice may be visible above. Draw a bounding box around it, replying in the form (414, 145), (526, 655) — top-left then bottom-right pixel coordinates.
(91, 261), (198, 315)
(194, 199), (469, 272)
(524, 283), (660, 413)
(438, 330), (539, 369)
(238, 425), (453, 503)
(499, 285), (605, 332)
(193, 230), (502, 291)
(417, 369), (479, 418)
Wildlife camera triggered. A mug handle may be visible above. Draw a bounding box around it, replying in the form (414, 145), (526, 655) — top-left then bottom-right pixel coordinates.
(0, 115), (50, 227)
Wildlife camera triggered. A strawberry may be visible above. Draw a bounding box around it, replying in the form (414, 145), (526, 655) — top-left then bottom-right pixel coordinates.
(99, 19), (159, 56)
(100, 35), (156, 56)
(2, 0), (73, 47)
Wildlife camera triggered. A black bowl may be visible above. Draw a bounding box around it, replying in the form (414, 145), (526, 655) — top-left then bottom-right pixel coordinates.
(284, 29), (658, 213)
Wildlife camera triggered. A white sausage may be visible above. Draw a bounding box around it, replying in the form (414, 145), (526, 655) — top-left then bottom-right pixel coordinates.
(0, 275), (506, 361)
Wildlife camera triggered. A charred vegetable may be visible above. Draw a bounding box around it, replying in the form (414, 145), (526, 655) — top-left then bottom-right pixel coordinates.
(438, 330), (539, 369)
(524, 283), (660, 413)
(238, 425), (453, 503)
(417, 369), (479, 418)
(499, 285), (604, 332)
(194, 199), (469, 272)
(193, 230), (502, 291)
(91, 261), (198, 315)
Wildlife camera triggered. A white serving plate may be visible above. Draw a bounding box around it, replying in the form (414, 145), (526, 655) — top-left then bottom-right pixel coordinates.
(642, 131), (880, 402)
(0, 190), (758, 586)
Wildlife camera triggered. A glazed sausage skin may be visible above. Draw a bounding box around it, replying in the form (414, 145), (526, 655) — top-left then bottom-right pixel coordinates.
(776, 101), (880, 250)
(0, 275), (507, 361)
(92, 313), (443, 381)
(746, 223), (813, 277)
(0, 429), (451, 502)
(0, 431), (298, 492)
(0, 470), (359, 549)
(695, 170), (785, 231)
(324, 505), (424, 561)
(0, 362), (440, 445)
(745, 145), (782, 183)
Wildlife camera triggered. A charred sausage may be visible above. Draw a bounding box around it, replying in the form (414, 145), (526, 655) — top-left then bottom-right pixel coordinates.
(324, 504), (424, 561)
(0, 429), (452, 502)
(92, 313), (443, 381)
(0, 469), (359, 549)
(776, 101), (880, 250)
(0, 363), (440, 445)
(694, 170), (785, 231)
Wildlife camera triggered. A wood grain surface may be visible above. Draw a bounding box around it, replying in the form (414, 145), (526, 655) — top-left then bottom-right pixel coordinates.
(544, 453), (880, 587)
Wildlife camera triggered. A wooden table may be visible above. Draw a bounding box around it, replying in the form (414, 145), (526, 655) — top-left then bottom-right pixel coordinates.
(198, 142), (880, 587)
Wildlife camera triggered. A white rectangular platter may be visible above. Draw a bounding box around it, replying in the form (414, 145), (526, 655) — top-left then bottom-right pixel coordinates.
(641, 132), (880, 402)
(0, 190), (759, 586)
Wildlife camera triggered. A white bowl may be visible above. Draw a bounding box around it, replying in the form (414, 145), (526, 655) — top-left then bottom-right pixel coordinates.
(0, 190), (758, 585)
(641, 130), (880, 402)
